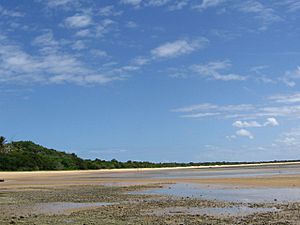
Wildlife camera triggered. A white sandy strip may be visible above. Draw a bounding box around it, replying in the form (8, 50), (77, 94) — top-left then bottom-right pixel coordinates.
(0, 161), (300, 179)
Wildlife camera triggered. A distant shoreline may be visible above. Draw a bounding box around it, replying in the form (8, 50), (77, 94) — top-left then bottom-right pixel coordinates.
(2, 140), (300, 172)
(1, 160), (300, 175)
(2, 161), (300, 189)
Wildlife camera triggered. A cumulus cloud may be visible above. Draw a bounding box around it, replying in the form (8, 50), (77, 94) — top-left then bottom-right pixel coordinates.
(264, 117), (279, 126)
(232, 120), (262, 128)
(151, 38), (208, 59)
(233, 118), (279, 128)
(228, 117), (279, 140)
(236, 129), (254, 139)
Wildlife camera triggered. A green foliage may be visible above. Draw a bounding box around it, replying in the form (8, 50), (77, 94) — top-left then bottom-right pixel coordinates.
(0, 137), (299, 171)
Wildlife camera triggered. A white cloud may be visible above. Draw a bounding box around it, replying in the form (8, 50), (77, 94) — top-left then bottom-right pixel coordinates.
(250, 65), (276, 84)
(172, 103), (253, 114)
(75, 29), (91, 37)
(95, 19), (116, 37)
(151, 38), (208, 59)
(193, 0), (226, 11)
(191, 60), (247, 81)
(98, 5), (122, 17)
(146, 0), (171, 7)
(46, 0), (75, 7)
(172, 103), (219, 113)
(233, 118), (279, 128)
(233, 120), (262, 128)
(32, 30), (59, 54)
(264, 117), (279, 126)
(0, 5), (24, 17)
(132, 56), (150, 66)
(120, 0), (172, 8)
(125, 21), (138, 28)
(74, 19), (116, 38)
(0, 36), (129, 86)
(226, 135), (236, 140)
(269, 92), (300, 104)
(172, 93), (300, 120)
(71, 40), (86, 50)
(237, 1), (282, 30)
(280, 66), (300, 87)
(276, 127), (300, 147)
(120, 0), (142, 7)
(236, 129), (254, 139)
(277, 0), (300, 12)
(90, 50), (109, 58)
(260, 105), (300, 118)
(168, 0), (189, 10)
(64, 14), (92, 28)
(181, 112), (221, 118)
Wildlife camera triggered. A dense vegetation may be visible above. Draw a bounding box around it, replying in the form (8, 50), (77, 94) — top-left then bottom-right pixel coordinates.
(0, 136), (299, 171)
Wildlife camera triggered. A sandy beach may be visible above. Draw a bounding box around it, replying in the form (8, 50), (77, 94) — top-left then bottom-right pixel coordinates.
(2, 162), (300, 189)
(1, 162), (300, 224)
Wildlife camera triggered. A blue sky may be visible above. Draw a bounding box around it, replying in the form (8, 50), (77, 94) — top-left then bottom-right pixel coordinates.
(1, 0), (300, 162)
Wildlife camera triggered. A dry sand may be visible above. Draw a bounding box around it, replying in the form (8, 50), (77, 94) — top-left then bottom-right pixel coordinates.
(1, 161), (300, 189)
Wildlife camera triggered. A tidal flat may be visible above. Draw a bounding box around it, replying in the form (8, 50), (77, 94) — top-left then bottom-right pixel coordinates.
(1, 163), (300, 224)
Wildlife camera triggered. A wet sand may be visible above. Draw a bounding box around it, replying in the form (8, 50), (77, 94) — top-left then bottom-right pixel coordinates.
(2, 162), (300, 189)
(1, 162), (300, 224)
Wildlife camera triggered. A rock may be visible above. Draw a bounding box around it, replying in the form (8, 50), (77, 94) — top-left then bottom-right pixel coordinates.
(0, 179), (4, 182)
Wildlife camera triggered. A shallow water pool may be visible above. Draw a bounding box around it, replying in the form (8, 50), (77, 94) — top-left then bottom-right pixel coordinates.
(139, 183), (300, 203)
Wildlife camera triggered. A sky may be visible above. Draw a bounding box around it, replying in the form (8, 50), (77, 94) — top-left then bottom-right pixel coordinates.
(1, 0), (300, 162)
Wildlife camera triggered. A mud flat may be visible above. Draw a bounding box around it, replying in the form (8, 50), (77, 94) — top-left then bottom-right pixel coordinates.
(1, 163), (300, 224)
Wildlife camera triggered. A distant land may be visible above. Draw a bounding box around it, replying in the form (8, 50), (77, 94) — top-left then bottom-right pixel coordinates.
(0, 136), (299, 171)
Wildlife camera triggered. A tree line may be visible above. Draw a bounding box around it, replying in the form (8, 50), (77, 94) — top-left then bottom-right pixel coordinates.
(0, 136), (299, 171)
